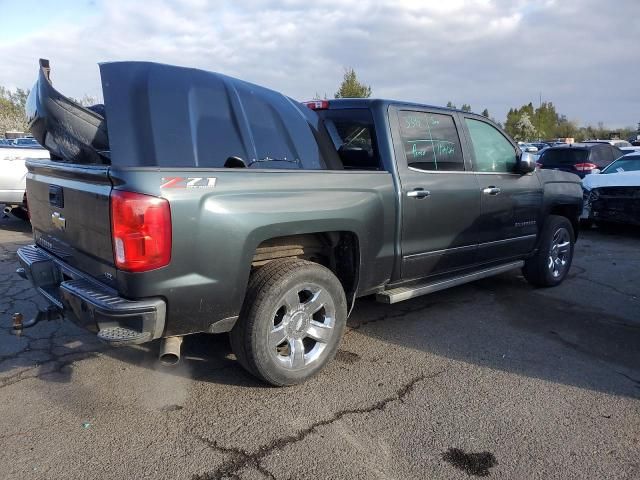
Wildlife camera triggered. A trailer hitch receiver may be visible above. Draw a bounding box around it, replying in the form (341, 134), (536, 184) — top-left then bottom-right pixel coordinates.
(12, 306), (63, 333)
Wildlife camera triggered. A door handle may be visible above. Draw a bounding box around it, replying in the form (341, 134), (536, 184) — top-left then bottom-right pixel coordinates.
(482, 186), (501, 195)
(407, 188), (431, 199)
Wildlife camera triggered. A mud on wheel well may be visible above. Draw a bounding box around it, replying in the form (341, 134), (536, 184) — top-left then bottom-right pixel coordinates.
(252, 232), (360, 308)
(549, 204), (580, 240)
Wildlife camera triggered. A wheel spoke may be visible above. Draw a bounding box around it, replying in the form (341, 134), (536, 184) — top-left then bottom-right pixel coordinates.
(556, 241), (570, 253)
(283, 290), (300, 311)
(269, 325), (287, 349)
(289, 338), (305, 368)
(306, 320), (333, 344)
(302, 289), (330, 316)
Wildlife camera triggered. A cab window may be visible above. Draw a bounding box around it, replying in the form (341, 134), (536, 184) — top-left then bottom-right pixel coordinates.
(465, 118), (517, 173)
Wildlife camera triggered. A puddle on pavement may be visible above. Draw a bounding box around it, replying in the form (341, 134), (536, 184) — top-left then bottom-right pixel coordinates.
(442, 447), (497, 476)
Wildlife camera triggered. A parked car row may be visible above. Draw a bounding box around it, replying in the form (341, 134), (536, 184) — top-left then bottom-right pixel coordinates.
(535, 142), (624, 178)
(0, 137), (43, 147)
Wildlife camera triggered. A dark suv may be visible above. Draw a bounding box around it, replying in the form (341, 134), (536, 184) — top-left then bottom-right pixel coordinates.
(537, 143), (624, 178)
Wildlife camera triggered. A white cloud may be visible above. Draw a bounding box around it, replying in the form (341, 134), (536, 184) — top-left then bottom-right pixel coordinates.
(0, 0), (638, 127)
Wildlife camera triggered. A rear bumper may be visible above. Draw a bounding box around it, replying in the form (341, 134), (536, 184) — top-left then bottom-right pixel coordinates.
(17, 244), (165, 344)
(0, 189), (26, 205)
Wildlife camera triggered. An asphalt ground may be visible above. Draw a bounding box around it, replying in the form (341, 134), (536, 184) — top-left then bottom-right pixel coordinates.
(0, 213), (638, 479)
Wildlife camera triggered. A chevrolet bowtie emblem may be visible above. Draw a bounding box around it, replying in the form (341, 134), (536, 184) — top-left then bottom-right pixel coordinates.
(51, 211), (66, 230)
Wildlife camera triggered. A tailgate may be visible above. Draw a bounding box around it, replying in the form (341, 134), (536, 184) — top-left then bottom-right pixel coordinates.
(26, 160), (116, 285)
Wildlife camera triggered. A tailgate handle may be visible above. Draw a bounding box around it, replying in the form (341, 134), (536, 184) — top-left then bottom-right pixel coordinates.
(49, 185), (64, 208)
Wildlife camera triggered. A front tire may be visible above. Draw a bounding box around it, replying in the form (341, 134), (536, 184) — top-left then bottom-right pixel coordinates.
(230, 258), (347, 386)
(523, 215), (575, 287)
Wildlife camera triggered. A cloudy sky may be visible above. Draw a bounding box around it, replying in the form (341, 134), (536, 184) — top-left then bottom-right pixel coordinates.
(1, 0), (638, 127)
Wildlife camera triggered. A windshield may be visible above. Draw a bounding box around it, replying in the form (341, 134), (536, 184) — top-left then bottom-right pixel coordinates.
(601, 155), (640, 173)
(539, 148), (588, 165)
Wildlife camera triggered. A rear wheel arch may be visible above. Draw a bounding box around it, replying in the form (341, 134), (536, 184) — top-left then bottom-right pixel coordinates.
(249, 231), (360, 311)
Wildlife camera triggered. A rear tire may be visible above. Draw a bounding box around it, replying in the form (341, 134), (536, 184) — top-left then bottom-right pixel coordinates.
(523, 215), (575, 287)
(230, 258), (347, 386)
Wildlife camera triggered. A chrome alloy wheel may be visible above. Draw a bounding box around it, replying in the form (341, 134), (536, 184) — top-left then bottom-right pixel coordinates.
(268, 284), (336, 370)
(548, 227), (571, 278)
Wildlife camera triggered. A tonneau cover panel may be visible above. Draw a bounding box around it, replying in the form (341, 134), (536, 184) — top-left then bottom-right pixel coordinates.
(99, 61), (340, 169)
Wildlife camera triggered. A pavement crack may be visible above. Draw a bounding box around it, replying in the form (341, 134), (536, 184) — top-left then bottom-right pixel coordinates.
(192, 371), (443, 480)
(574, 274), (638, 301)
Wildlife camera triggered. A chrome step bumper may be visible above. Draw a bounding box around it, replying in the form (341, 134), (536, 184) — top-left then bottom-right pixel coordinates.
(16, 245), (165, 345)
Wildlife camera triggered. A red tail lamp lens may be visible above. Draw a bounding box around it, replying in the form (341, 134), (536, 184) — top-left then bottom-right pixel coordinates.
(110, 190), (171, 272)
(574, 163), (597, 171)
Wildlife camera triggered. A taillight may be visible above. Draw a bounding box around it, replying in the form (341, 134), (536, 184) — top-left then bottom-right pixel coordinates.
(110, 190), (171, 272)
(574, 163), (597, 171)
(303, 100), (329, 110)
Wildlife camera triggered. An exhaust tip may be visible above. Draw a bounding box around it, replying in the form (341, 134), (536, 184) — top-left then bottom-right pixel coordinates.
(3, 206), (12, 214)
(159, 352), (180, 366)
(159, 336), (183, 366)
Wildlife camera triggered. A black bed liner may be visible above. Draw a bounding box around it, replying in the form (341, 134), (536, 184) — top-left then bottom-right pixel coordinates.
(27, 59), (109, 164)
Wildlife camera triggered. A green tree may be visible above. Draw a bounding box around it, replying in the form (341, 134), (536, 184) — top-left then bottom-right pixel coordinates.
(554, 115), (578, 139)
(481, 108), (489, 118)
(513, 112), (537, 141)
(504, 108), (520, 139)
(532, 101), (558, 140)
(0, 86), (30, 134)
(446, 101), (457, 109)
(334, 68), (371, 99)
(461, 103), (471, 112)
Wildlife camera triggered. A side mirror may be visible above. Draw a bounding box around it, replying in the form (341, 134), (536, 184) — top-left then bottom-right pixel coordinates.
(516, 151), (536, 174)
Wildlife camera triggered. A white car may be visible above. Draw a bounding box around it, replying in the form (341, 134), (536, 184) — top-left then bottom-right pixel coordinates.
(517, 142), (539, 153)
(583, 139), (632, 148)
(0, 145), (50, 218)
(581, 153), (640, 226)
(620, 146), (640, 155)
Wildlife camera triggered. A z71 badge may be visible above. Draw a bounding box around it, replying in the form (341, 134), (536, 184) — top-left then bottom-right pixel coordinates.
(160, 177), (217, 189)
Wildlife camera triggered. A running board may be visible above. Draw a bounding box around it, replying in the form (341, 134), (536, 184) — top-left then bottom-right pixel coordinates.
(376, 261), (524, 304)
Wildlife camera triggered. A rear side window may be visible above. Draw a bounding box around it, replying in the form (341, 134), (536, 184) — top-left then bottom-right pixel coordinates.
(321, 109), (381, 170)
(539, 149), (588, 165)
(590, 146), (607, 166)
(397, 111), (464, 171)
(611, 146), (624, 161)
(465, 118), (517, 173)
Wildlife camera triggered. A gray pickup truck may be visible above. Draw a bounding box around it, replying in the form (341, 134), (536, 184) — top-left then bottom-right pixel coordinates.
(15, 59), (582, 385)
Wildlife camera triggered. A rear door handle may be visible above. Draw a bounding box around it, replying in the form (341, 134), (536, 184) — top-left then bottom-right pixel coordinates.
(482, 186), (501, 195)
(407, 188), (431, 199)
